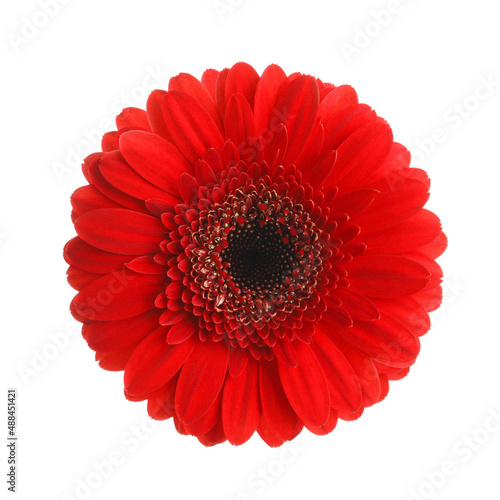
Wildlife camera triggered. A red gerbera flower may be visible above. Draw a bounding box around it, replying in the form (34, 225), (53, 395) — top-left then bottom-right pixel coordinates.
(64, 62), (446, 447)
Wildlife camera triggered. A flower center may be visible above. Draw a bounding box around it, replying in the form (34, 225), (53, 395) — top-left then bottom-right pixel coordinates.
(171, 166), (332, 357)
(221, 220), (294, 293)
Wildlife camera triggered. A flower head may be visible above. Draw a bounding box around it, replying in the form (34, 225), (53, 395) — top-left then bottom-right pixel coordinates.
(64, 63), (446, 446)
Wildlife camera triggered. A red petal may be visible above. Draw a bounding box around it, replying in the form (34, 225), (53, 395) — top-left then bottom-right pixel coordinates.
(278, 341), (330, 427)
(262, 123), (287, 170)
(64, 237), (134, 274)
(125, 255), (164, 274)
(377, 142), (411, 175)
(332, 121), (393, 193)
(146, 90), (172, 141)
(345, 255), (430, 298)
(386, 366), (410, 381)
(177, 172), (199, 203)
(254, 63), (287, 133)
(81, 152), (103, 183)
(362, 209), (442, 255)
(195, 160), (217, 186)
(88, 160), (147, 213)
(184, 391), (222, 437)
(202, 148), (223, 173)
(173, 415), (188, 435)
(96, 344), (136, 371)
(159, 308), (187, 326)
(162, 91), (224, 165)
(329, 315), (420, 368)
(220, 139), (240, 169)
(305, 149), (337, 188)
(374, 297), (431, 337)
(201, 68), (219, 100)
(147, 376), (177, 420)
(322, 103), (377, 151)
(310, 332), (362, 413)
(335, 288), (380, 322)
(85, 309), (161, 352)
(197, 418), (227, 447)
(116, 107), (151, 131)
(317, 85), (358, 122)
(75, 208), (165, 255)
(275, 75), (320, 165)
(215, 68), (229, 121)
(295, 120), (324, 172)
(175, 340), (229, 424)
(305, 410), (338, 436)
(169, 72), (224, 132)
(403, 251), (443, 291)
(71, 185), (121, 216)
(378, 374), (390, 402)
(259, 359), (303, 442)
(102, 132), (118, 152)
(119, 130), (192, 194)
(66, 266), (101, 290)
(166, 316), (198, 344)
(352, 178), (430, 233)
(100, 151), (175, 203)
(412, 286), (443, 312)
(338, 407), (364, 421)
(225, 62), (260, 110)
(273, 339), (298, 367)
(222, 356), (261, 445)
(73, 270), (165, 321)
(328, 334), (381, 407)
(225, 94), (258, 163)
(418, 230), (447, 259)
(257, 413), (286, 447)
(228, 347), (249, 378)
(329, 188), (378, 217)
(124, 327), (197, 396)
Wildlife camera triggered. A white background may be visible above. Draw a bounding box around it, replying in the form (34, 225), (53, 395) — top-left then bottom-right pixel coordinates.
(2, 0), (499, 499)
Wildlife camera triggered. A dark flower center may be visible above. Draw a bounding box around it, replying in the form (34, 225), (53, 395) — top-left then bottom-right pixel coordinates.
(175, 166), (333, 356)
(221, 220), (294, 293)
